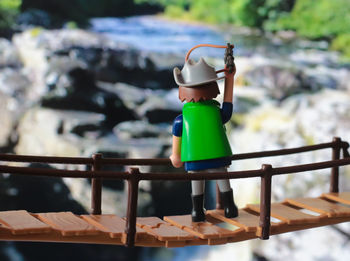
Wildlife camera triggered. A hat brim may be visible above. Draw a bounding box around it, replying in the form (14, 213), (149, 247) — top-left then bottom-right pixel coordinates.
(173, 67), (225, 87)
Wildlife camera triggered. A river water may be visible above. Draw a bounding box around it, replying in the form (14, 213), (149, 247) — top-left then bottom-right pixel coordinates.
(90, 16), (225, 57)
(90, 15), (338, 64)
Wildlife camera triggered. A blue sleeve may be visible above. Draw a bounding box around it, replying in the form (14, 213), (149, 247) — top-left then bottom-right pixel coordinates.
(221, 102), (233, 124)
(172, 115), (183, 137)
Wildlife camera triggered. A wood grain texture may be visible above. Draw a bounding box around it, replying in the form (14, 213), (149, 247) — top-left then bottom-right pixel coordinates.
(247, 203), (322, 225)
(286, 198), (350, 218)
(81, 214), (152, 244)
(322, 192), (350, 205)
(81, 215), (126, 238)
(0, 211), (51, 235)
(136, 217), (196, 242)
(207, 209), (259, 232)
(37, 212), (99, 236)
(163, 214), (241, 240)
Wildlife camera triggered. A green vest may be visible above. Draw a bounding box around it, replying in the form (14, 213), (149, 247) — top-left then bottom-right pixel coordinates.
(181, 100), (232, 162)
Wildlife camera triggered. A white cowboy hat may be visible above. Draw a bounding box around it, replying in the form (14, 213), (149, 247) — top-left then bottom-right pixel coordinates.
(173, 58), (224, 87)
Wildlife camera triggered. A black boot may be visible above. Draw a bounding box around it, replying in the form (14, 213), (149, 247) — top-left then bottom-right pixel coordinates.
(220, 189), (238, 218)
(191, 194), (206, 222)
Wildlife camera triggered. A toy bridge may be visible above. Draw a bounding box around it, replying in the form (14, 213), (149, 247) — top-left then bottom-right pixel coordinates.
(0, 137), (350, 248)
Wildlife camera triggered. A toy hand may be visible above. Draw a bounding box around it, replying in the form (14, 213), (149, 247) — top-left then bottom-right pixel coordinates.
(170, 154), (183, 168)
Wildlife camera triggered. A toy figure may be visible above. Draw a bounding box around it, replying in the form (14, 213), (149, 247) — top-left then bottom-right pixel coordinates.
(170, 43), (238, 222)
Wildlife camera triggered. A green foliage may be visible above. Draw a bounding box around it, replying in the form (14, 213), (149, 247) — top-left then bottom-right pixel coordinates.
(230, 0), (265, 27)
(189, 0), (232, 24)
(147, 0), (294, 27)
(266, 0), (350, 58)
(0, 0), (21, 28)
(165, 5), (187, 18)
(268, 0), (350, 39)
(331, 34), (350, 59)
(136, 0), (190, 8)
(0, 0), (21, 10)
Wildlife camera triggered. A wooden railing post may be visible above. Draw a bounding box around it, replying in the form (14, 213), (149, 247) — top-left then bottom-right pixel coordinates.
(330, 137), (341, 193)
(260, 164), (272, 240)
(125, 168), (140, 247)
(343, 142), (350, 158)
(91, 153), (103, 215)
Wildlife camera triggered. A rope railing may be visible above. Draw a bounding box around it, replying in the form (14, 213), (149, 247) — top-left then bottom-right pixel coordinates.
(0, 137), (349, 246)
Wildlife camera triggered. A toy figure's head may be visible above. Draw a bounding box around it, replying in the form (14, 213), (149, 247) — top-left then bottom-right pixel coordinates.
(174, 58), (222, 102)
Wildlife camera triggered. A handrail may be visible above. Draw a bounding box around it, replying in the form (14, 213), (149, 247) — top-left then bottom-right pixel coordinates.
(0, 140), (347, 165)
(0, 154), (93, 164)
(1, 157), (349, 180)
(0, 137), (349, 247)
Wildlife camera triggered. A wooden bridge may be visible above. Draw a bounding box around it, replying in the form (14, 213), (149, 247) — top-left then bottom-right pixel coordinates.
(0, 137), (349, 248)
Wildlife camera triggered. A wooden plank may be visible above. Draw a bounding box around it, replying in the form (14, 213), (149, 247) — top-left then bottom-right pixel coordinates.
(163, 214), (242, 241)
(81, 214), (153, 244)
(322, 192), (350, 205)
(247, 203), (322, 225)
(0, 211), (51, 235)
(136, 217), (197, 245)
(81, 215), (126, 238)
(36, 212), (99, 236)
(207, 209), (259, 232)
(270, 216), (350, 236)
(207, 208), (285, 233)
(286, 198), (350, 218)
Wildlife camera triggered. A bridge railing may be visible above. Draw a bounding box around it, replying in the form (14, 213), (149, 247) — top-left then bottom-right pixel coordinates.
(0, 137), (349, 247)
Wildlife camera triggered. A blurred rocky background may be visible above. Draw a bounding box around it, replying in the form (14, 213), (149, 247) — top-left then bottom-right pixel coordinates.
(0, 0), (349, 261)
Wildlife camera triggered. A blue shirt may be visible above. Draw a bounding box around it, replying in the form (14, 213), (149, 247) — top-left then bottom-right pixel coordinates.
(172, 102), (233, 171)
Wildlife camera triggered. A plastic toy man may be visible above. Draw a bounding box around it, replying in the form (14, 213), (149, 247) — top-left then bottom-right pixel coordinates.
(170, 44), (238, 222)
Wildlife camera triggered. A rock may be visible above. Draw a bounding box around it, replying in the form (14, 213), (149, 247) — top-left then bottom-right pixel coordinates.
(290, 49), (338, 67)
(0, 92), (17, 148)
(45, 55), (87, 89)
(98, 82), (147, 110)
(0, 68), (32, 102)
(98, 81), (182, 123)
(337, 68), (350, 91)
(14, 106), (170, 162)
(112, 120), (171, 161)
(13, 29), (49, 101)
(136, 93), (181, 123)
(114, 120), (170, 140)
(0, 39), (21, 68)
(13, 28), (179, 94)
(13, 28), (119, 52)
(15, 107), (105, 156)
(42, 68), (137, 129)
(243, 65), (316, 100)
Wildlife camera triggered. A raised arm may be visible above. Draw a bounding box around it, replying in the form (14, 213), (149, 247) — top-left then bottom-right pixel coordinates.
(223, 67), (235, 103)
(223, 44), (236, 103)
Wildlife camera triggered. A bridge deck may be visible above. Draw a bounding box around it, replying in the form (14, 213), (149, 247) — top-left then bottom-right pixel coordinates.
(0, 192), (349, 247)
